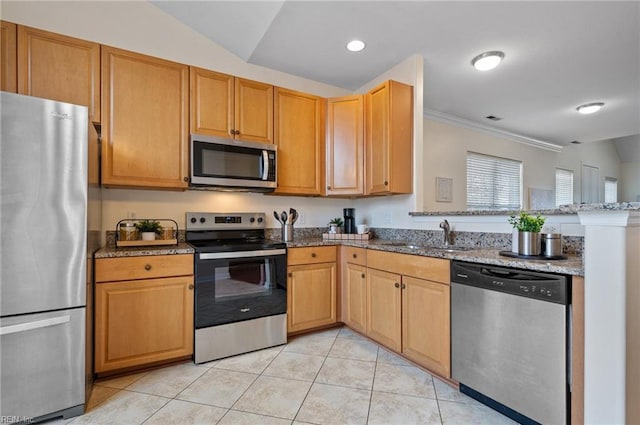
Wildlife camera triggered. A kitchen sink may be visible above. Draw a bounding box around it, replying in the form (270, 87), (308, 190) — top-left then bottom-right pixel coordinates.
(379, 242), (472, 252)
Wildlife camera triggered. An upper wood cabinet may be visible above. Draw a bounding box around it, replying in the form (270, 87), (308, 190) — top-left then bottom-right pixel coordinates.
(326, 95), (364, 196)
(365, 80), (413, 195)
(1, 21), (17, 92)
(17, 25), (100, 122)
(274, 87), (326, 195)
(190, 67), (273, 143)
(101, 46), (189, 190)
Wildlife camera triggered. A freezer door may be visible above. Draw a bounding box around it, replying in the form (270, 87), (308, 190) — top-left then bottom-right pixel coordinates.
(0, 308), (85, 421)
(1, 92), (88, 316)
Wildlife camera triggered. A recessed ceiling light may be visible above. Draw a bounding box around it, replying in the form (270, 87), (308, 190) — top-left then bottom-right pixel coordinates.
(471, 51), (505, 71)
(576, 102), (604, 114)
(346, 40), (366, 52)
(571, 140), (582, 144)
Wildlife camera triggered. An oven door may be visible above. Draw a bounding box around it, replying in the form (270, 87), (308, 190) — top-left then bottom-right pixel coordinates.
(195, 248), (286, 328)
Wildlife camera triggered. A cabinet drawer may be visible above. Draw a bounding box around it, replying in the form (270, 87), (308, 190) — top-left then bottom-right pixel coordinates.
(344, 246), (367, 266)
(367, 250), (449, 284)
(288, 246), (336, 266)
(95, 254), (193, 282)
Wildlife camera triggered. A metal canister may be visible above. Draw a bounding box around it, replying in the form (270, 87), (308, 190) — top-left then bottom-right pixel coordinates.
(542, 233), (562, 257)
(119, 221), (138, 241)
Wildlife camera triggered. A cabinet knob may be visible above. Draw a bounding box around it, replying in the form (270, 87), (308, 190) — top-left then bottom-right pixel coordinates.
(234, 130), (240, 135)
(327, 185), (331, 190)
(311, 253), (316, 258)
(361, 273), (365, 278)
(394, 282), (400, 288)
(188, 284), (194, 290)
(144, 264), (152, 271)
(384, 180), (389, 186)
(288, 272), (292, 277)
(183, 177), (189, 182)
(401, 283), (406, 289)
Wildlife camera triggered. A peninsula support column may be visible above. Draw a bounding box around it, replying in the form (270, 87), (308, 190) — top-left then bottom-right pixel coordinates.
(578, 210), (640, 424)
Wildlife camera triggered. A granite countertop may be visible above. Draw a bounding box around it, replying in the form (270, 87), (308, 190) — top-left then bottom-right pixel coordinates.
(287, 237), (584, 276)
(95, 242), (195, 259)
(94, 238), (583, 276)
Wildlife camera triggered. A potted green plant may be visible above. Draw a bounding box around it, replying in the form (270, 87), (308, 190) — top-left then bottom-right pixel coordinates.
(328, 217), (343, 234)
(508, 212), (546, 255)
(135, 219), (162, 241)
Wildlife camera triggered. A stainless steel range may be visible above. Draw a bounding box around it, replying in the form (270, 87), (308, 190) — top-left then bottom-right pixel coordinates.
(186, 212), (287, 364)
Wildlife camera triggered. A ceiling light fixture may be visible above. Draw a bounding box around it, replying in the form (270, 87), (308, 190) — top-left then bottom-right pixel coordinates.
(346, 40), (366, 52)
(576, 102), (605, 114)
(471, 51), (505, 71)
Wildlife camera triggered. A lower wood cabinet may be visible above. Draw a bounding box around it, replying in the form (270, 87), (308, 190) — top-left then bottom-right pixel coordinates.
(366, 267), (402, 352)
(344, 262), (367, 334)
(363, 250), (451, 377)
(287, 246), (337, 333)
(402, 275), (450, 377)
(94, 254), (194, 373)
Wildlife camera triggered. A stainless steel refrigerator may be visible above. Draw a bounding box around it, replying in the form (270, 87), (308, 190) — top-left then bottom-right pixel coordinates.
(0, 91), (101, 422)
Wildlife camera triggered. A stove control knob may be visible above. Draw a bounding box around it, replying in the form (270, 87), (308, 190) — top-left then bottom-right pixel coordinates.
(200, 217), (206, 223)
(257, 217), (263, 223)
(190, 217), (197, 223)
(250, 217), (256, 223)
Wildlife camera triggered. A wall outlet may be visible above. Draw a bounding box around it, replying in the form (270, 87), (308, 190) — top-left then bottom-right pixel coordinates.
(381, 210), (392, 225)
(296, 211), (306, 225)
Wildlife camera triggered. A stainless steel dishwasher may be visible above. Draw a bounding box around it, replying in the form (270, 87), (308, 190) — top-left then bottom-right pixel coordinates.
(451, 261), (570, 425)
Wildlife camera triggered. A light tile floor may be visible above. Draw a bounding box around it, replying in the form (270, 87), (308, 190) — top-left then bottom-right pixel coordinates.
(50, 327), (517, 425)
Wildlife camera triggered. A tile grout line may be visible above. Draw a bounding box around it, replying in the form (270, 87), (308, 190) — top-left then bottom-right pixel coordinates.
(290, 331), (340, 424)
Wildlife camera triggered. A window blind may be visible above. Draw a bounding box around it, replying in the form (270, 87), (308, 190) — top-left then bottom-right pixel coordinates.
(555, 168), (574, 206)
(466, 152), (522, 210)
(605, 177), (618, 203)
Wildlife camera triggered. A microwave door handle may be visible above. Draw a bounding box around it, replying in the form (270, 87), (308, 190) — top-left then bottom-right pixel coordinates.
(261, 150), (269, 180)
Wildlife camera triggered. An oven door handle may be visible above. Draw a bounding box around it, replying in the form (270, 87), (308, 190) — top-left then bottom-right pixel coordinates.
(199, 248), (286, 260)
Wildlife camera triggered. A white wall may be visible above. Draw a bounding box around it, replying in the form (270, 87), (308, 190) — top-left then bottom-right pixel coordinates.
(422, 118), (621, 211)
(621, 162), (640, 202)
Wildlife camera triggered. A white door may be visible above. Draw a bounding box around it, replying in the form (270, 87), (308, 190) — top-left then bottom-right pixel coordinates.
(581, 164), (599, 203)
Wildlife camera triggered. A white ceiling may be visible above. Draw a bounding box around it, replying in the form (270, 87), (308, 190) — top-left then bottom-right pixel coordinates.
(152, 1), (640, 149)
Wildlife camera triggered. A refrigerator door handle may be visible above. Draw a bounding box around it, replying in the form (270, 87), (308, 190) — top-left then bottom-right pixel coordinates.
(0, 315), (70, 335)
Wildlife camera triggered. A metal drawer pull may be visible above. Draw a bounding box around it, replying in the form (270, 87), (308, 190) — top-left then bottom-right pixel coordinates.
(394, 282), (400, 288)
(361, 273), (365, 278)
(401, 283), (406, 289)
(0, 315), (70, 336)
(353, 253), (357, 258)
(311, 253), (316, 258)
(188, 284), (194, 290)
(145, 264), (152, 271)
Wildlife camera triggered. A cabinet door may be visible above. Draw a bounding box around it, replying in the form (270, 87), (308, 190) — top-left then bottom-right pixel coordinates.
(101, 46), (189, 189)
(95, 276), (194, 373)
(365, 80), (412, 195)
(402, 276), (451, 377)
(287, 262), (336, 332)
(366, 267), (402, 352)
(189, 67), (234, 138)
(0, 21), (17, 92)
(17, 25), (100, 122)
(274, 87), (326, 195)
(344, 262), (367, 334)
(326, 95), (364, 196)
(235, 77), (273, 143)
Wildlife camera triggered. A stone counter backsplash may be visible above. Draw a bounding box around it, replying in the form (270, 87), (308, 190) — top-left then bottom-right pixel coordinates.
(266, 227), (583, 255)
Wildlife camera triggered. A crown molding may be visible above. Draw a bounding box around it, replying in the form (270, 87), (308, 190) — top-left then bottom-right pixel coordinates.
(424, 109), (564, 153)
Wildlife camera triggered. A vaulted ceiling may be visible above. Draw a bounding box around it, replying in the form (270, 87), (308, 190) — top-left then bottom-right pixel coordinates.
(152, 1), (640, 150)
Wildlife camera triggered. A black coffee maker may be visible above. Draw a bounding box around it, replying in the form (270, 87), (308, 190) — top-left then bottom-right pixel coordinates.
(343, 208), (356, 234)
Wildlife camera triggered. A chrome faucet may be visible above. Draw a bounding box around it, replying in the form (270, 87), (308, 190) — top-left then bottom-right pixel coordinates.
(439, 219), (452, 246)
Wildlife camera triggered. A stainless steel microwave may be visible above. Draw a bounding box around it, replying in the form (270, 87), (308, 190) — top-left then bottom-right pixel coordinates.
(190, 135), (277, 192)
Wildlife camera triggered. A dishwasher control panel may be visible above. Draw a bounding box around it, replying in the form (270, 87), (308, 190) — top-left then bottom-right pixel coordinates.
(451, 261), (569, 304)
